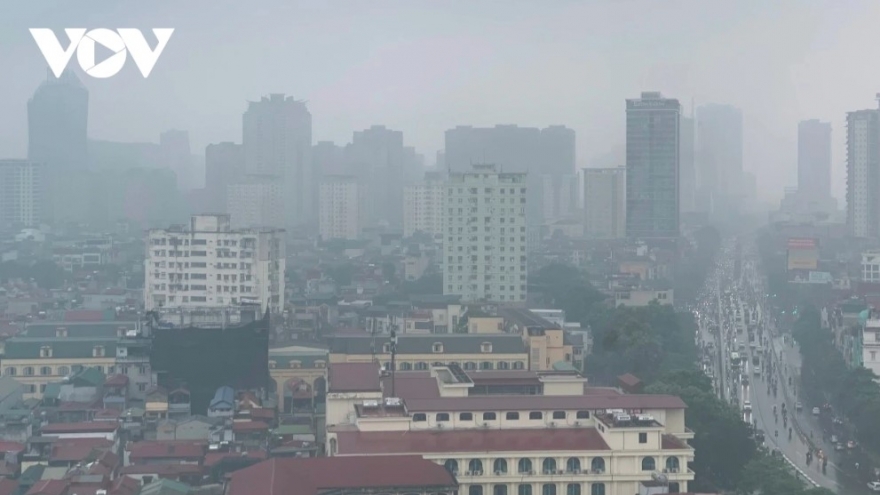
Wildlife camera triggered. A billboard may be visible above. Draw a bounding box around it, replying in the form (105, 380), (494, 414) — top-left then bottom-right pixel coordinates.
(787, 237), (818, 271)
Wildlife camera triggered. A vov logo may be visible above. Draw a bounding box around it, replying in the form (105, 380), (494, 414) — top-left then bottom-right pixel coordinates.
(29, 28), (174, 79)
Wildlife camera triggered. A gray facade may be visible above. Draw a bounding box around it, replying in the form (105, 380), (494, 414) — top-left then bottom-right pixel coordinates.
(798, 119), (832, 200)
(625, 92), (680, 239)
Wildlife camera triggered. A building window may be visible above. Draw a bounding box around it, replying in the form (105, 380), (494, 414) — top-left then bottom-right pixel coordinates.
(444, 459), (458, 474)
(481, 342), (492, 353)
(383, 343), (391, 353)
(468, 459), (483, 474)
(460, 412), (473, 421)
(40, 346), (53, 358)
(665, 457), (680, 472)
(464, 362), (477, 370)
(3, 368), (15, 376)
(400, 362), (413, 371)
(27, 385), (36, 393)
(590, 458), (605, 473)
(639, 432), (647, 444)
(518, 485), (532, 495)
(437, 413), (450, 422)
(58, 366), (69, 376)
(469, 487), (483, 495)
(518, 458), (533, 474)
(513, 361), (525, 370)
(506, 412), (520, 420)
(641, 457), (656, 471)
(415, 362), (429, 370)
(494, 486), (508, 495)
(481, 361), (494, 370)
(542, 485), (556, 495)
(553, 411), (566, 420)
(542, 458), (557, 474)
(268, 361), (276, 369)
(498, 361), (510, 370)
(483, 412), (497, 421)
(93, 346), (105, 357)
(566, 458), (581, 473)
(529, 412), (542, 420)
(494, 459), (508, 474)
(40, 366), (52, 376)
(566, 485), (580, 495)
(590, 484), (605, 495)
(413, 414), (427, 422)
(433, 343), (444, 353)
(576, 411), (590, 419)
(23, 367), (34, 376)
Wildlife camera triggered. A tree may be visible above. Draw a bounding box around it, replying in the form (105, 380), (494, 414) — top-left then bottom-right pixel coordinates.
(736, 454), (809, 495)
(528, 263), (606, 324)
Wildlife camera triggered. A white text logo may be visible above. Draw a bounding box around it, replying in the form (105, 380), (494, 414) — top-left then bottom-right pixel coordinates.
(29, 28), (174, 79)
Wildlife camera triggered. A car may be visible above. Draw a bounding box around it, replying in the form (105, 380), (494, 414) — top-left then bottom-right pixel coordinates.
(830, 435), (838, 443)
(795, 402), (802, 411)
(812, 407), (820, 416)
(868, 481), (880, 492)
(743, 401), (752, 412)
(835, 443), (845, 451)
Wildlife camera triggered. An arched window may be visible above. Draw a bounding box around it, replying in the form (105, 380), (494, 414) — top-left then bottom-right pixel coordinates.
(542, 485), (556, 495)
(40, 367), (52, 376)
(58, 366), (69, 376)
(469, 487), (483, 495)
(668, 482), (680, 494)
(641, 457), (656, 471)
(494, 459), (508, 474)
(481, 361), (494, 370)
(665, 457), (680, 472)
(444, 459), (458, 474)
(518, 458), (533, 474)
(493, 485), (507, 495)
(590, 484), (605, 495)
(498, 361), (510, 370)
(400, 362), (413, 370)
(566, 458), (581, 473)
(94, 366), (103, 373)
(518, 485), (532, 495)
(23, 367), (34, 376)
(542, 458), (557, 474)
(3, 368), (14, 376)
(328, 438), (337, 456)
(566, 485), (580, 495)
(469, 459), (484, 474)
(464, 362), (477, 370)
(590, 458), (605, 473)
(513, 361), (525, 370)
(415, 362), (429, 370)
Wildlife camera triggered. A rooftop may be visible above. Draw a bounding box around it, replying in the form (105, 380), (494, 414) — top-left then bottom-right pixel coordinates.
(129, 440), (206, 460)
(226, 455), (457, 495)
(402, 393), (686, 413)
(42, 422), (118, 434)
(335, 428), (611, 455)
(328, 333), (527, 355)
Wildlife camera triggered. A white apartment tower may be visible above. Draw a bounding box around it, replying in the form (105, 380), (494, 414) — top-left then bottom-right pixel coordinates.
(145, 214), (286, 314)
(847, 104), (880, 238)
(319, 176), (361, 240)
(226, 178), (284, 229)
(584, 167), (626, 239)
(0, 159), (46, 231)
(403, 171), (445, 238)
(443, 164), (527, 303)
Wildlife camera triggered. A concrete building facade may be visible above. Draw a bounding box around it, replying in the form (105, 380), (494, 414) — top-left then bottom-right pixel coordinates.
(583, 168), (625, 239)
(319, 176), (362, 240)
(847, 108), (880, 238)
(0, 159), (46, 231)
(404, 172), (446, 238)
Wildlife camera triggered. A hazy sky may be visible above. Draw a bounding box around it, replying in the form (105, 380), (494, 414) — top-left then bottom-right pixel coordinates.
(2, 0), (880, 203)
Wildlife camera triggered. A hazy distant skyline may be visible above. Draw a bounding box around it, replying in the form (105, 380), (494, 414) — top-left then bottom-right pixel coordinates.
(2, 0), (880, 203)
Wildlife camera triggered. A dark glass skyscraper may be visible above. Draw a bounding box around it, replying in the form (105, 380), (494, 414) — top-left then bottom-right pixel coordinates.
(625, 91), (681, 239)
(27, 70), (89, 171)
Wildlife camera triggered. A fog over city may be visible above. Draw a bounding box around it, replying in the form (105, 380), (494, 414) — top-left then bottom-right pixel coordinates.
(2, 0), (880, 202)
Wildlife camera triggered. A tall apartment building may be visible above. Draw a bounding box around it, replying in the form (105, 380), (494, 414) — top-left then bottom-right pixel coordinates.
(626, 92), (681, 239)
(205, 142), (244, 213)
(798, 120), (833, 199)
(443, 164), (527, 303)
(541, 174), (578, 223)
(319, 176), (362, 240)
(679, 116), (696, 213)
(0, 159), (46, 232)
(847, 106), (880, 238)
(403, 171), (445, 238)
(145, 214), (285, 313)
(242, 94), (313, 228)
(583, 167), (625, 239)
(160, 129), (194, 191)
(227, 178), (285, 229)
(695, 103), (744, 216)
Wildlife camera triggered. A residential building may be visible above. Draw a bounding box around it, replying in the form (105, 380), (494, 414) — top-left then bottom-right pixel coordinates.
(269, 345), (328, 413)
(443, 164), (528, 303)
(862, 309), (880, 381)
(679, 116), (696, 213)
(0, 321), (151, 400)
(499, 308), (584, 371)
(226, 178), (284, 229)
(328, 334), (529, 372)
(863, 250), (880, 283)
(144, 214), (285, 313)
(541, 174), (578, 223)
(0, 159), (46, 231)
(205, 142), (243, 213)
(847, 106), (880, 238)
(404, 172), (446, 238)
(695, 103), (744, 218)
(325, 363), (695, 495)
(626, 92), (681, 239)
(583, 168), (625, 239)
(243, 94), (313, 228)
(226, 455), (458, 495)
(160, 130), (195, 191)
(319, 176), (362, 240)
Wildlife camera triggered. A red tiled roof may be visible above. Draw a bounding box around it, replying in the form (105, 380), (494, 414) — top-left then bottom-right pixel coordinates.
(0, 442), (24, 453)
(88, 450), (121, 476)
(662, 434), (690, 450)
(25, 479), (67, 495)
(128, 440), (206, 461)
(0, 478), (18, 495)
(93, 409), (122, 420)
(226, 456), (457, 495)
(329, 362), (381, 392)
(249, 408), (275, 422)
(336, 428), (611, 455)
(403, 393), (686, 413)
(204, 449), (268, 467)
(104, 374), (129, 387)
(62, 310), (107, 322)
(109, 476), (140, 495)
(42, 422), (119, 434)
(49, 438), (113, 463)
(118, 464), (204, 477)
(232, 421), (269, 432)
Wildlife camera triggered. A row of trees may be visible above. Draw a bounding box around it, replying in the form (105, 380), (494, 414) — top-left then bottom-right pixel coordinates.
(794, 307), (880, 457)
